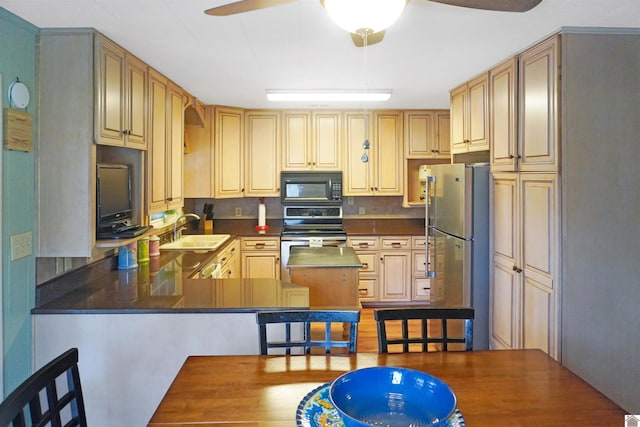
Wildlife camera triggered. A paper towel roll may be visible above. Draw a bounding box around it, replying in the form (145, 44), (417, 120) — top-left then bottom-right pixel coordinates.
(258, 199), (266, 227)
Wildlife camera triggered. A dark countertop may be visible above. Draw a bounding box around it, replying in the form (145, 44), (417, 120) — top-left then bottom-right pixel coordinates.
(287, 246), (362, 268)
(33, 250), (309, 314)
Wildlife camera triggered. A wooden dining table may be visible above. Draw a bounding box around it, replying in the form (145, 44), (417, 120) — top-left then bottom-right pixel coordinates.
(147, 349), (626, 426)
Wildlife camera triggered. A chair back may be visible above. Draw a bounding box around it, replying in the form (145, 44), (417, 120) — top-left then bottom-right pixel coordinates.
(257, 310), (360, 355)
(374, 307), (474, 353)
(0, 347), (87, 427)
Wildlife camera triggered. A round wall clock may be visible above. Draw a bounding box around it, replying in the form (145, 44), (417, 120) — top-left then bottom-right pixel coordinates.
(8, 80), (30, 109)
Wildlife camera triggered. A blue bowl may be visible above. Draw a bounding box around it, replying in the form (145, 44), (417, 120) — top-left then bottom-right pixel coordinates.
(329, 367), (457, 427)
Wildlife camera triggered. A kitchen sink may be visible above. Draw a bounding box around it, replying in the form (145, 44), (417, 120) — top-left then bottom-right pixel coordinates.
(159, 234), (231, 251)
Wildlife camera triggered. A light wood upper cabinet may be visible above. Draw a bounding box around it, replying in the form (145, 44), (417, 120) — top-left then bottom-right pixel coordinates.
(146, 72), (183, 214)
(405, 110), (435, 157)
(344, 111), (374, 195)
(374, 111), (404, 195)
(214, 106), (244, 198)
(490, 57), (518, 171)
(245, 111), (280, 196)
(147, 70), (169, 213)
(435, 111), (451, 158)
(167, 83), (184, 210)
(518, 35), (560, 172)
(95, 36), (147, 149)
(405, 110), (450, 159)
(343, 111), (403, 196)
(312, 111), (342, 170)
(450, 73), (489, 154)
(282, 111), (310, 170)
(282, 111), (341, 170)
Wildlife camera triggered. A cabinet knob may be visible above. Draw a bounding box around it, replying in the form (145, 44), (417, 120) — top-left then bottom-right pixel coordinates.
(509, 154), (515, 159)
(362, 263), (369, 269)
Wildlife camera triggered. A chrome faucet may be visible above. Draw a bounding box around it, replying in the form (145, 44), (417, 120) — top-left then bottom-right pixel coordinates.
(173, 213), (201, 240)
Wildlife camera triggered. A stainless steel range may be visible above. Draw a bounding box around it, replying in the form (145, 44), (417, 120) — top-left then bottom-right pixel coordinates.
(280, 205), (347, 282)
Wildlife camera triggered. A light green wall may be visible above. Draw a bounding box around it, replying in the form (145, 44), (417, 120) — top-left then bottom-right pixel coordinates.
(0, 7), (38, 395)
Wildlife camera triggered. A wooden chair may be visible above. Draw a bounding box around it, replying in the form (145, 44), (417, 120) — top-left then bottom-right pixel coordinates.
(0, 347), (87, 427)
(256, 310), (360, 355)
(374, 307), (474, 353)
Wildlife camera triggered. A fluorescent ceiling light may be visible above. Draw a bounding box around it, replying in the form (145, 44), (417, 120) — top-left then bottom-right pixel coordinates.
(266, 90), (392, 102)
(323, 0), (407, 35)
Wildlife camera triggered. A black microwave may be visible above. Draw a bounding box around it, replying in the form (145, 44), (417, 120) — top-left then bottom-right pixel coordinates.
(280, 171), (343, 205)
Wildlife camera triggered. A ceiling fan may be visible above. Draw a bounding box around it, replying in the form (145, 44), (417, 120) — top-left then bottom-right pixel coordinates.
(204, 0), (543, 47)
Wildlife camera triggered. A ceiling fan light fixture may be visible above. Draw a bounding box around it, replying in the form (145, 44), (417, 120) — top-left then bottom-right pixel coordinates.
(323, 0), (407, 34)
(266, 89), (392, 102)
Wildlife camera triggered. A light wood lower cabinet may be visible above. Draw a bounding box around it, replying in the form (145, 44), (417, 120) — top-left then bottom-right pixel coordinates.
(490, 172), (559, 359)
(347, 237), (380, 302)
(349, 235), (428, 304)
(411, 236), (430, 301)
(379, 236), (412, 302)
(241, 237), (281, 279)
(218, 238), (240, 279)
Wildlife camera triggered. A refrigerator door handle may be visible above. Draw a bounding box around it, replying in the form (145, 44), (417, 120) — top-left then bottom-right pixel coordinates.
(425, 176), (436, 278)
(426, 228), (436, 278)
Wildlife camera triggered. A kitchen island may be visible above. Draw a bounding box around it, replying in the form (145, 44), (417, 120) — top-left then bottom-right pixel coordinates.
(32, 250), (310, 427)
(287, 246), (362, 308)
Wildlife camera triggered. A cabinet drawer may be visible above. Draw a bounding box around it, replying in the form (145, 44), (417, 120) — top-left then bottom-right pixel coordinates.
(347, 236), (380, 250)
(412, 236), (427, 250)
(241, 237), (280, 251)
(412, 251), (427, 276)
(380, 236), (411, 250)
(356, 252), (378, 274)
(412, 277), (431, 301)
(357, 276), (378, 300)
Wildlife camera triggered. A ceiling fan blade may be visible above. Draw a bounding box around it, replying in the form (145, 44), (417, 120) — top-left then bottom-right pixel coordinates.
(428, 0), (543, 12)
(351, 30), (385, 48)
(205, 0), (296, 16)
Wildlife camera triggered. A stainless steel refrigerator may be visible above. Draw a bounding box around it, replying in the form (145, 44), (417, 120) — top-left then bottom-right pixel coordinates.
(426, 163), (489, 350)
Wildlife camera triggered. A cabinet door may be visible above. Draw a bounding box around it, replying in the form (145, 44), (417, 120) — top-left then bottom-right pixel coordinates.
(520, 173), (559, 358)
(518, 35), (560, 172)
(242, 252), (280, 279)
(96, 37), (125, 146)
(245, 111), (280, 196)
(282, 111), (310, 170)
(343, 111), (373, 195)
(379, 250), (412, 301)
(404, 110), (435, 157)
(374, 111), (403, 195)
(124, 54), (147, 149)
(312, 111), (341, 170)
(490, 57), (518, 171)
(167, 84), (184, 210)
(490, 173), (521, 350)
(434, 111), (451, 158)
(214, 106), (244, 198)
(449, 83), (467, 153)
(467, 73), (489, 151)
(147, 70), (168, 213)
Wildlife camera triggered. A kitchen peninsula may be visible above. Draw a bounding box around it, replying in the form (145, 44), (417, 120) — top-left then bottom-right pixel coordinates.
(31, 249), (310, 427)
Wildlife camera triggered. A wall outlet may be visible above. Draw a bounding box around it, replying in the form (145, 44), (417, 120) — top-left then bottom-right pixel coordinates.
(234, 207), (242, 217)
(347, 196), (354, 205)
(358, 206), (366, 215)
(10, 231), (32, 261)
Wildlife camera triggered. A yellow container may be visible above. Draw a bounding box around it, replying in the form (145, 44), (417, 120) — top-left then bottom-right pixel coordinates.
(137, 236), (150, 263)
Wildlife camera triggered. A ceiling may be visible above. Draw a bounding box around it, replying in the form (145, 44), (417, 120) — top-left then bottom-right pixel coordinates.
(2, 0), (639, 109)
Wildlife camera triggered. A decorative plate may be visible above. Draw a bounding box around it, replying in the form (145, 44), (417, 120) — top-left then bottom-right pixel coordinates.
(296, 382), (466, 427)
